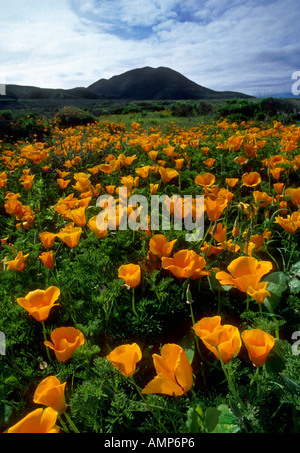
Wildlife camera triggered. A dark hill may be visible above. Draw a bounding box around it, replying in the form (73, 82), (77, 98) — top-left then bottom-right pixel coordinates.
(4, 84), (100, 100)
(87, 66), (252, 100)
(2, 67), (252, 103)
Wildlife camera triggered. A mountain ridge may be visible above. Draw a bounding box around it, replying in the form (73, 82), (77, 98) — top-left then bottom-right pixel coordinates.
(88, 66), (252, 100)
(3, 66), (253, 101)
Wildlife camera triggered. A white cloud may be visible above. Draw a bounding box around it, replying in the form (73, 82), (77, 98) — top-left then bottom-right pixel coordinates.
(0, 0), (300, 95)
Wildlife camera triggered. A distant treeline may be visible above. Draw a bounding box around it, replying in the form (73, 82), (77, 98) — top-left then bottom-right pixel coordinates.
(1, 97), (300, 142)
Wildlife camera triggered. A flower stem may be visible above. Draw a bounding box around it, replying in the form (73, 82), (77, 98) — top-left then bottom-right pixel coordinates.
(129, 376), (164, 431)
(57, 414), (70, 433)
(199, 220), (213, 249)
(132, 288), (138, 317)
(286, 240), (296, 271)
(203, 220), (217, 260)
(216, 347), (249, 418)
(250, 366), (260, 397)
(42, 322), (53, 364)
(64, 410), (80, 433)
(190, 304), (204, 362)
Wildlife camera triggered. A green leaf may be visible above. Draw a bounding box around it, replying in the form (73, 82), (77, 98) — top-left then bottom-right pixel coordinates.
(210, 404), (240, 433)
(0, 403), (13, 426)
(265, 340), (286, 373)
(290, 261), (300, 278)
(186, 405), (204, 433)
(222, 285), (232, 292)
(288, 277), (300, 295)
(263, 271), (288, 311)
(204, 407), (222, 432)
(279, 373), (300, 395)
(179, 330), (195, 365)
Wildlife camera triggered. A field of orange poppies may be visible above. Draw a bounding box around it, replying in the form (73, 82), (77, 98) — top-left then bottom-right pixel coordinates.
(0, 109), (300, 434)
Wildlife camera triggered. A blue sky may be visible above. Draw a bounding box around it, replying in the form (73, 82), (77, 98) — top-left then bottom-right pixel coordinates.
(1, 0), (300, 96)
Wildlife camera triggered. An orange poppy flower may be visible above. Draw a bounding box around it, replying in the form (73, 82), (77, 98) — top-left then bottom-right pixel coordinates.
(216, 256), (272, 296)
(175, 158), (185, 170)
(246, 282), (271, 304)
(87, 215), (108, 238)
(225, 135), (244, 151)
(55, 203), (70, 218)
(44, 326), (85, 363)
(4, 197), (24, 218)
(73, 172), (91, 192)
(193, 316), (242, 363)
(225, 178), (239, 188)
(150, 183), (159, 195)
(241, 171), (261, 187)
(163, 145), (176, 157)
(161, 249), (210, 279)
(222, 240), (241, 254)
(277, 200), (288, 216)
(148, 151), (158, 161)
(203, 158), (215, 168)
(121, 175), (134, 189)
(57, 170), (70, 179)
(270, 167), (283, 180)
(141, 142), (153, 153)
(241, 329), (275, 367)
(16, 286), (60, 322)
(77, 197), (92, 208)
(249, 233), (265, 251)
(200, 241), (226, 257)
(149, 234), (177, 259)
(66, 206), (87, 227)
(39, 251), (54, 270)
(106, 343), (142, 377)
(0, 171), (7, 188)
(98, 161), (117, 174)
(118, 263), (141, 288)
(58, 193), (78, 210)
(20, 174), (35, 190)
(211, 222), (227, 243)
(273, 183), (284, 195)
(57, 224), (82, 248)
(33, 376), (67, 413)
(253, 191), (273, 208)
(135, 166), (151, 179)
(194, 172), (216, 187)
(39, 232), (56, 249)
(57, 178), (70, 190)
(159, 167), (179, 184)
(4, 251), (29, 271)
(98, 203), (126, 230)
(88, 165), (100, 175)
(7, 408), (59, 433)
(285, 187), (300, 208)
(274, 211), (300, 233)
(106, 185), (116, 195)
(142, 344), (193, 396)
(193, 316), (223, 347)
(204, 197), (228, 221)
(118, 153), (137, 166)
(234, 156), (247, 165)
